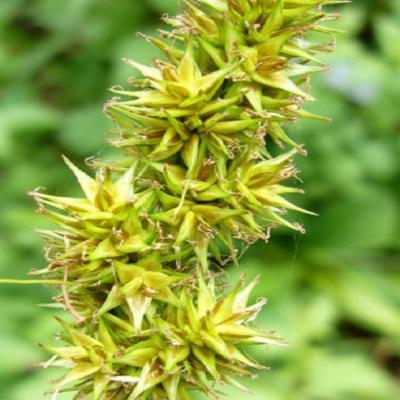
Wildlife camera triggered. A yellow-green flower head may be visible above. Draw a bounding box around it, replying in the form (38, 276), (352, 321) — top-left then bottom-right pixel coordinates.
(159, 275), (287, 395)
(143, 148), (312, 270)
(42, 275), (285, 400)
(29, 158), (162, 295)
(99, 0), (337, 267)
(105, 37), (255, 163)
(31, 154), (308, 275)
(167, 0), (339, 86)
(30, 159), (192, 327)
(160, 0), (341, 137)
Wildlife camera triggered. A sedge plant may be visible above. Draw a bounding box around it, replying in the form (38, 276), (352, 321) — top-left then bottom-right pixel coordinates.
(1, 1), (345, 399)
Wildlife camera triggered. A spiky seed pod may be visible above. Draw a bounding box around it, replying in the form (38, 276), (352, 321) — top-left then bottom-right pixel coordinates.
(40, 276), (285, 400)
(126, 0), (343, 149)
(30, 158), (188, 324)
(104, 0), (343, 267)
(163, 0), (342, 119)
(18, 1), (343, 399)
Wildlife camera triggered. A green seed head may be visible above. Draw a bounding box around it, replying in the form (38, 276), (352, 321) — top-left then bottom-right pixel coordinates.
(101, 0), (341, 268)
(41, 276), (285, 400)
(23, 0), (344, 399)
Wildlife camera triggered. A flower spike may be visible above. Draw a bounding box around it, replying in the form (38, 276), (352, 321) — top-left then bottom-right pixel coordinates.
(0, 1), (345, 399)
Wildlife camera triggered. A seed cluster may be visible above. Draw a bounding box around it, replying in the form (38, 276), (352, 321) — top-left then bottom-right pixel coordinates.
(31, 1), (341, 399)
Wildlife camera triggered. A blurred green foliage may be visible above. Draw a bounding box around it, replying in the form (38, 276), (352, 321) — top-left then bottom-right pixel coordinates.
(0, 1), (399, 399)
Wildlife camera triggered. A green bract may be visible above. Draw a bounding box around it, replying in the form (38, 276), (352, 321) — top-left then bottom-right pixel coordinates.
(26, 1), (342, 399)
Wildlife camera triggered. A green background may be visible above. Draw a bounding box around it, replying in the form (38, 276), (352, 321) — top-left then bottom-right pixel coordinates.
(0, 1), (399, 399)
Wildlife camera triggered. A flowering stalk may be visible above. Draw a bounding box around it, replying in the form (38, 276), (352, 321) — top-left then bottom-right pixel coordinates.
(2, 1), (344, 399)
